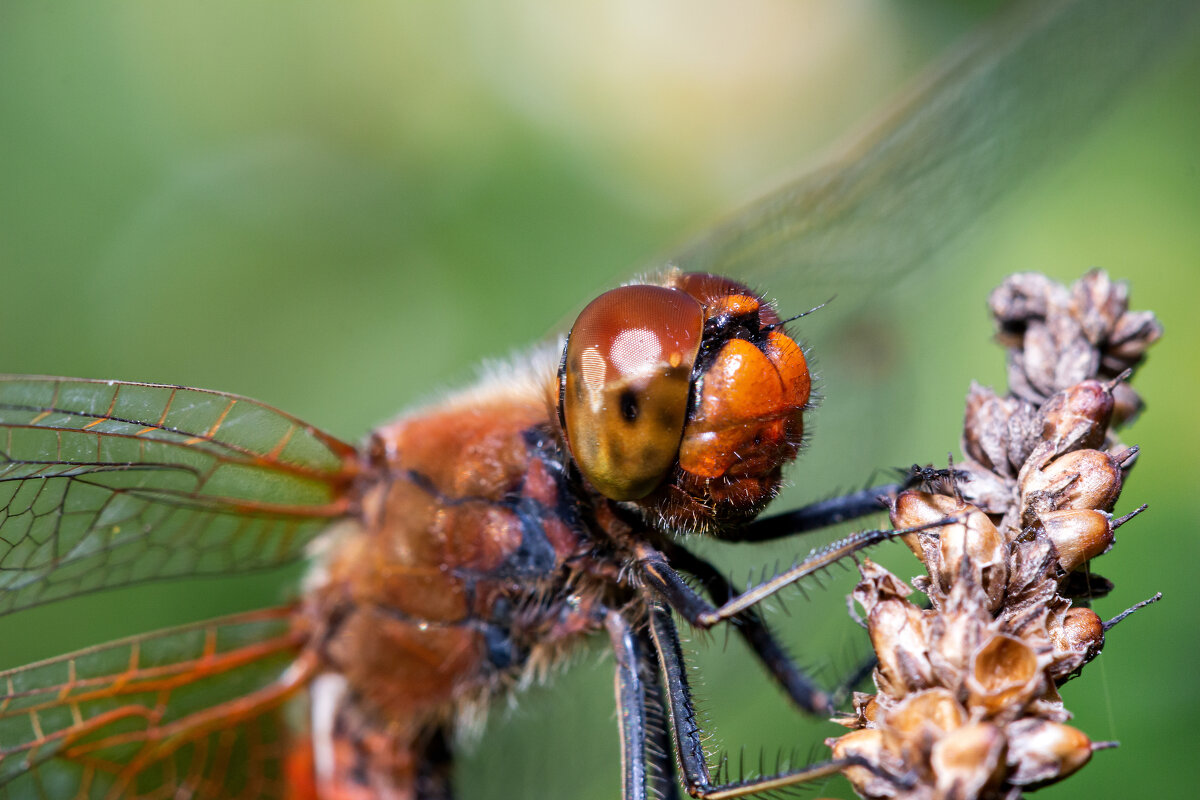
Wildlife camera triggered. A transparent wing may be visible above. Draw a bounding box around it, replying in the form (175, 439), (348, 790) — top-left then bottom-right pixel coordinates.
(0, 377), (358, 615)
(668, 0), (1199, 323)
(0, 607), (312, 800)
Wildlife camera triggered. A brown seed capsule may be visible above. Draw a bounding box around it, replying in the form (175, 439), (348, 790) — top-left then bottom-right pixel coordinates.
(955, 459), (1016, 516)
(827, 729), (890, 798)
(1005, 719), (1093, 786)
(930, 722), (1007, 800)
(1036, 508), (1114, 572)
(1107, 308), (1163, 363)
(937, 510), (1008, 610)
(885, 688), (965, 740)
(967, 634), (1043, 718)
(1050, 607), (1105, 662)
(891, 490), (964, 564)
(963, 383), (1042, 477)
(868, 598), (933, 698)
(1022, 448), (1122, 513)
(1038, 380), (1114, 454)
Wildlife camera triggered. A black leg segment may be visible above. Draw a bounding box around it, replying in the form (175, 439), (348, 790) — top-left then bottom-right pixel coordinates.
(646, 602), (856, 799)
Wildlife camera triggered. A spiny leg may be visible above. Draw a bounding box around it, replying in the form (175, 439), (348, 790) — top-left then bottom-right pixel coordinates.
(646, 602), (875, 799)
(606, 611), (679, 800)
(662, 540), (832, 715)
(641, 517), (952, 632)
(729, 481), (903, 543)
(607, 610), (652, 800)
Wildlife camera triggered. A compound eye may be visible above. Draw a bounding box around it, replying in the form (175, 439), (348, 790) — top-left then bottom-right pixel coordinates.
(562, 285), (704, 500)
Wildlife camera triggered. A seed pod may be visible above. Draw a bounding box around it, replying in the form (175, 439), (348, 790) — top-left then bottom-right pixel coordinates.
(930, 722), (1007, 800)
(1022, 448), (1122, 514)
(1038, 380), (1113, 454)
(1048, 607), (1105, 675)
(955, 459), (1016, 516)
(891, 490), (963, 565)
(963, 384), (1040, 477)
(967, 634), (1043, 718)
(1035, 508), (1114, 572)
(1072, 269), (1127, 343)
(827, 729), (891, 798)
(869, 598), (933, 698)
(885, 688), (966, 740)
(1006, 719), (1093, 786)
(1107, 308), (1163, 363)
(937, 510), (1008, 611)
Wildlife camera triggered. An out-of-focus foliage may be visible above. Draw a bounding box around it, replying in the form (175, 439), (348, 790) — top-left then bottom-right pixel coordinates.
(0, 2), (1196, 797)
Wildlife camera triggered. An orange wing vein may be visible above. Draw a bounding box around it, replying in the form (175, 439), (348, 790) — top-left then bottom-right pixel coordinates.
(0, 377), (359, 615)
(0, 607), (315, 800)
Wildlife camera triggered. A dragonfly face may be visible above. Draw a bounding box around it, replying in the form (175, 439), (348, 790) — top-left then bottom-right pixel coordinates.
(1, 2), (1198, 799)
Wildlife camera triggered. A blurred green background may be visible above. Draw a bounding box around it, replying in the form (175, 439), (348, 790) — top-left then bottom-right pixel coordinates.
(1, 1), (1198, 798)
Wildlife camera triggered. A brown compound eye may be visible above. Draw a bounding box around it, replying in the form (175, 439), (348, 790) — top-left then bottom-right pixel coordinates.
(561, 284), (704, 500)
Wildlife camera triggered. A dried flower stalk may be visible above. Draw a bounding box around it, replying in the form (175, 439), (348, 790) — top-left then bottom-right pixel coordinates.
(827, 271), (1162, 799)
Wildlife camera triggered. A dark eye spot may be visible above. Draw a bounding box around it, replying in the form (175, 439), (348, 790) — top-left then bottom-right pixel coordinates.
(620, 390), (639, 422)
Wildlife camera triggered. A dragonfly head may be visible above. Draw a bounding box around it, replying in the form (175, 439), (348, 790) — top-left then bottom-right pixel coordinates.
(558, 270), (811, 534)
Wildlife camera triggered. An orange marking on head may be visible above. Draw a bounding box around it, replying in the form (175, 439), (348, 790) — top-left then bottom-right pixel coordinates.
(707, 293), (760, 319)
(765, 330), (811, 408)
(679, 339), (787, 479)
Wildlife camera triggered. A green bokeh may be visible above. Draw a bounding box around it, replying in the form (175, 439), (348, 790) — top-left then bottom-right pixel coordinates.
(1, 2), (1197, 798)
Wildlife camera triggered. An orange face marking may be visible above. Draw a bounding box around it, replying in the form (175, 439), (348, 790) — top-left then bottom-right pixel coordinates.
(679, 339), (783, 479)
(678, 330), (809, 483)
(706, 293), (761, 320)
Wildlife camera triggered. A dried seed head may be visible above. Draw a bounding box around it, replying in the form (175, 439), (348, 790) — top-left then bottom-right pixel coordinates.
(828, 272), (1159, 799)
(989, 270), (1160, 405)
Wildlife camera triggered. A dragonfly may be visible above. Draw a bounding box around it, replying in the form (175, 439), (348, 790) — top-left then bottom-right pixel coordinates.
(0, 1), (1194, 798)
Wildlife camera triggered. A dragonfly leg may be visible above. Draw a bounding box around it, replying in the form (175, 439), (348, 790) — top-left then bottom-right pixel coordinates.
(726, 480), (906, 544)
(661, 541), (832, 716)
(414, 726), (455, 800)
(640, 515), (952, 628)
(643, 628), (681, 800)
(607, 610), (679, 800)
(646, 602), (870, 799)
